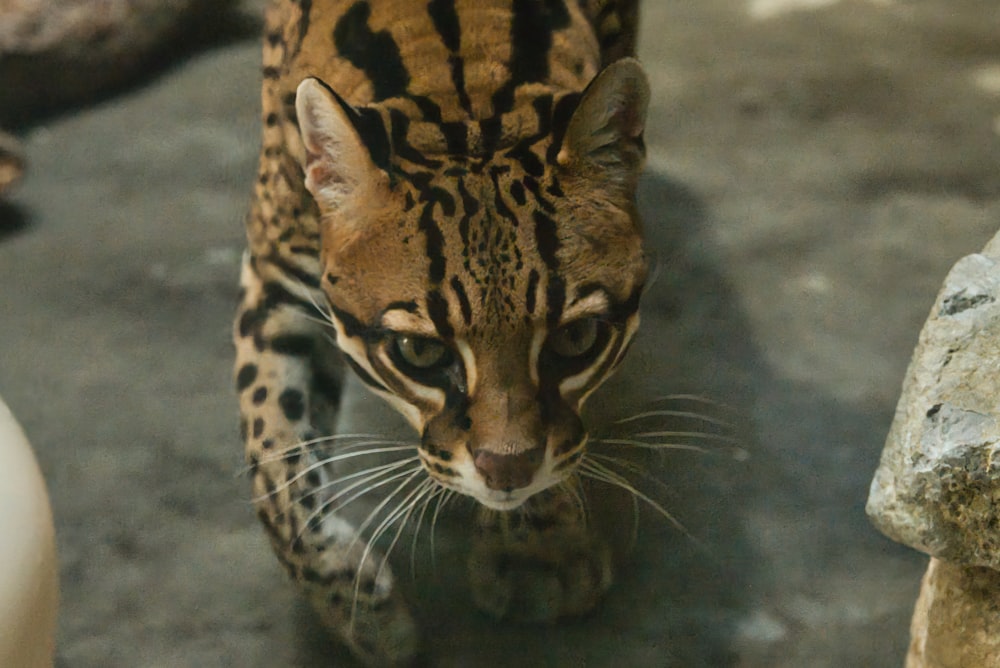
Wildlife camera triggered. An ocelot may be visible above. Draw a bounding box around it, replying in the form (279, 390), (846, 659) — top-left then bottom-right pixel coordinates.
(233, 0), (649, 664)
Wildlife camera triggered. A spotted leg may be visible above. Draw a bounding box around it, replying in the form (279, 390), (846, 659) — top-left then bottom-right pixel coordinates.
(234, 255), (419, 666)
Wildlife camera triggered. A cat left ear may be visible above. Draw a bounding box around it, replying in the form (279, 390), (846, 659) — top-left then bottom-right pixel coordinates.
(295, 78), (392, 209)
(557, 58), (649, 181)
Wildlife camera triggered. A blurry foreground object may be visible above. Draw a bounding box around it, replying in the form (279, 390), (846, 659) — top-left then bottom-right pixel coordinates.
(0, 0), (236, 125)
(0, 396), (58, 667)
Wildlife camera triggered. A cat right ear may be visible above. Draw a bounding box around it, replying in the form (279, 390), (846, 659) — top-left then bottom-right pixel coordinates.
(295, 78), (392, 209)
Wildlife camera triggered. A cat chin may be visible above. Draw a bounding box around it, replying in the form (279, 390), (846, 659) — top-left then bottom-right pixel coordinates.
(475, 494), (530, 512)
(467, 477), (563, 512)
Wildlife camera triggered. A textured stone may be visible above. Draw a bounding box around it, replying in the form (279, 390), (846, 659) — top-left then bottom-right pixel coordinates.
(0, 0), (235, 124)
(867, 230), (1000, 569)
(906, 558), (1000, 668)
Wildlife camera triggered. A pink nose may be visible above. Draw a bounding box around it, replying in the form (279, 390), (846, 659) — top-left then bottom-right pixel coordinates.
(472, 448), (543, 492)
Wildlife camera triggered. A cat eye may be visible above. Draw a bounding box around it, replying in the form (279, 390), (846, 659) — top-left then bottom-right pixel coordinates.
(388, 334), (453, 374)
(547, 318), (605, 360)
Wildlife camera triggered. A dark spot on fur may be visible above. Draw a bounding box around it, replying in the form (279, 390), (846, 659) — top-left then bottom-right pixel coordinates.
(237, 363), (259, 391)
(279, 388), (306, 422)
(271, 334), (314, 357)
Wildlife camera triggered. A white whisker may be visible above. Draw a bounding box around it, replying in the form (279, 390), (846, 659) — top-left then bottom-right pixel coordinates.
(596, 438), (712, 455)
(349, 470), (425, 624)
(373, 479), (438, 585)
(429, 489), (457, 572)
(290, 458), (421, 543)
(578, 458), (691, 540)
(409, 485), (445, 577)
(615, 409), (734, 430)
(249, 445), (416, 501)
(631, 430), (742, 444)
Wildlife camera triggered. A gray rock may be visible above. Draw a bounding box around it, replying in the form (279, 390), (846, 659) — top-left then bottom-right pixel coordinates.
(905, 558), (1000, 668)
(867, 230), (1000, 569)
(0, 0), (236, 123)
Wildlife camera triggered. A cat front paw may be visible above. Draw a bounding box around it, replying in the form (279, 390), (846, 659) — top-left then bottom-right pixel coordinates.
(468, 528), (613, 622)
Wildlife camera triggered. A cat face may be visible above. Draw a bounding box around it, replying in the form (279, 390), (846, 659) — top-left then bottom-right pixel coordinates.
(297, 60), (648, 508)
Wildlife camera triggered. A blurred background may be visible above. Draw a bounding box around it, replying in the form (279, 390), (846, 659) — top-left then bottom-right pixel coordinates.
(2, 1), (999, 665)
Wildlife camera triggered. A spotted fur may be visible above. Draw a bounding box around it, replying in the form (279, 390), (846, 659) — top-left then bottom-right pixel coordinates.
(234, 1), (648, 664)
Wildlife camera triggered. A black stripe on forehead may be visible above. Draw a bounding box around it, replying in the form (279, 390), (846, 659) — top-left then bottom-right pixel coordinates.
(428, 0), (474, 117)
(389, 109), (443, 169)
(450, 276), (473, 325)
(426, 289), (454, 339)
(333, 1), (409, 101)
(419, 201), (447, 284)
(532, 210), (560, 270)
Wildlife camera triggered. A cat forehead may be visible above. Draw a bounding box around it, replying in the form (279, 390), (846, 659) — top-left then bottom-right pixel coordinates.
(393, 160), (560, 218)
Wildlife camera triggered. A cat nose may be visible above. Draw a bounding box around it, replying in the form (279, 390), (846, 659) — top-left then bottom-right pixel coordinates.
(472, 448), (543, 492)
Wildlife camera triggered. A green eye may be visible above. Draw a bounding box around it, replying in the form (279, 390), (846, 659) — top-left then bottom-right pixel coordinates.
(548, 318), (601, 359)
(390, 335), (452, 371)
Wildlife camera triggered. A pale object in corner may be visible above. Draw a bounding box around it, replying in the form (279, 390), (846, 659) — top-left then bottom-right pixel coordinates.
(0, 396), (58, 667)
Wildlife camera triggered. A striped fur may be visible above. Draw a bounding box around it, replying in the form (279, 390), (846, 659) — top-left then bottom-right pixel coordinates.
(234, 1), (647, 664)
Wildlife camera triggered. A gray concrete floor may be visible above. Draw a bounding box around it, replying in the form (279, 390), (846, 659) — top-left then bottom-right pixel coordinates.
(3, 1), (999, 666)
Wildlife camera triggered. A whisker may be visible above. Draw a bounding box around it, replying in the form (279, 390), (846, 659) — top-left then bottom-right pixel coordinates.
(649, 393), (734, 410)
(251, 455), (384, 505)
(319, 459), (422, 519)
(595, 438), (712, 455)
(349, 468), (424, 554)
(588, 452), (678, 503)
(559, 477), (589, 524)
(373, 479), (438, 585)
(295, 312), (338, 330)
(429, 489), (457, 573)
(295, 280), (334, 324)
(578, 459), (691, 540)
(348, 470), (426, 623)
(631, 430), (742, 444)
(614, 409), (734, 430)
(237, 433), (407, 476)
(288, 458), (421, 543)
(241, 433), (409, 470)
(248, 444), (416, 500)
(409, 485), (445, 577)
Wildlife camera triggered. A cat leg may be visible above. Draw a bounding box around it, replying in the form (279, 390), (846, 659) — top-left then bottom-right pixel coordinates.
(235, 255), (419, 666)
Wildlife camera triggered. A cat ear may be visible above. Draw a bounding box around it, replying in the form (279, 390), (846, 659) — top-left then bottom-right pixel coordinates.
(295, 77), (392, 209)
(557, 58), (649, 180)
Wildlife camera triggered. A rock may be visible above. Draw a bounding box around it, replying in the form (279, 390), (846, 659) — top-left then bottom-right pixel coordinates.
(905, 558), (1000, 668)
(866, 229), (1000, 570)
(0, 131), (23, 194)
(0, 0), (237, 125)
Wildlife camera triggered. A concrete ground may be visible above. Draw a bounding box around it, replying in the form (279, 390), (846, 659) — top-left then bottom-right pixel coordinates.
(3, 0), (999, 666)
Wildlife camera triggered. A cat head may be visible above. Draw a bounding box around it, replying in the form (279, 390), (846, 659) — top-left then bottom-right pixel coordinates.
(295, 60), (649, 509)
